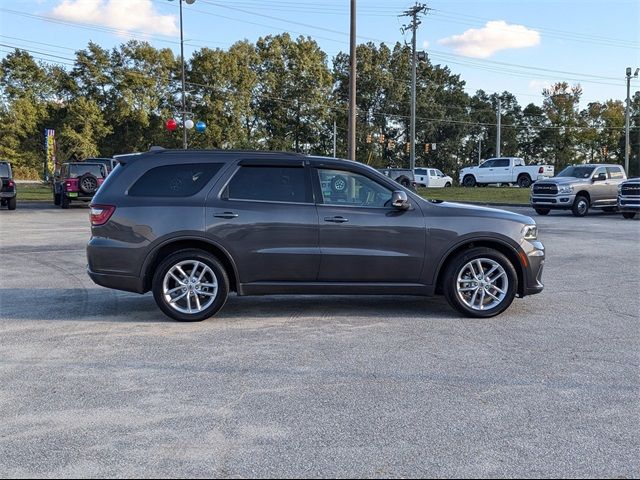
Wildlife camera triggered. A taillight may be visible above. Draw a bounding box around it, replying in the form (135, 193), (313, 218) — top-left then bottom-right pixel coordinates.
(539, 167), (544, 174)
(7, 180), (14, 188)
(90, 204), (115, 226)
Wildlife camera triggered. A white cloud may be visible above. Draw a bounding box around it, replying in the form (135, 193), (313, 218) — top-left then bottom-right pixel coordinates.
(422, 40), (430, 49)
(528, 80), (552, 93)
(438, 21), (540, 58)
(51, 0), (179, 37)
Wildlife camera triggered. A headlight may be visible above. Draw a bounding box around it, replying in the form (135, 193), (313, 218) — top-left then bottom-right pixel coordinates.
(559, 185), (573, 194)
(522, 224), (537, 241)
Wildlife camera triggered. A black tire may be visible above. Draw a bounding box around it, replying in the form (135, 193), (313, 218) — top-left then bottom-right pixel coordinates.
(53, 191), (61, 206)
(572, 195), (589, 217)
(7, 196), (16, 210)
(462, 175), (476, 187)
(61, 194), (70, 209)
(330, 175), (348, 193)
(443, 247), (518, 318)
(79, 173), (98, 195)
(517, 174), (532, 188)
(152, 249), (229, 322)
(399, 177), (411, 188)
(622, 212), (637, 219)
(444, 182), (452, 188)
(534, 208), (550, 216)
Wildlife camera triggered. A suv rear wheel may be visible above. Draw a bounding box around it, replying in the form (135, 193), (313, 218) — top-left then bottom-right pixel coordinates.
(152, 249), (229, 322)
(60, 194), (70, 209)
(443, 247), (518, 318)
(7, 196), (16, 210)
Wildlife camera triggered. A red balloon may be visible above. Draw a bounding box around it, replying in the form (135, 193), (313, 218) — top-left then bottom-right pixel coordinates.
(166, 118), (178, 132)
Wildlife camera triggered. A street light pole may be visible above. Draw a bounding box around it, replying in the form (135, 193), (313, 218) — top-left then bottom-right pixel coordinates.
(347, 0), (357, 161)
(179, 0), (187, 150)
(625, 67), (639, 174)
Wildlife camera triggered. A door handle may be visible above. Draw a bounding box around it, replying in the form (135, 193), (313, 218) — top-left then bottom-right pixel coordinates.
(213, 212), (238, 219)
(324, 216), (349, 223)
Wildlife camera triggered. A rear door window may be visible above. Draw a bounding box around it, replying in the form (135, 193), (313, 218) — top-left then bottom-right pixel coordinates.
(606, 167), (624, 179)
(227, 166), (310, 203)
(0, 163), (10, 177)
(494, 159), (510, 167)
(129, 163), (223, 197)
(69, 164), (105, 178)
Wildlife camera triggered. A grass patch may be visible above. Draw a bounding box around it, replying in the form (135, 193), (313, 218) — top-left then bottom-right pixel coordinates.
(17, 183), (52, 202)
(417, 186), (530, 204)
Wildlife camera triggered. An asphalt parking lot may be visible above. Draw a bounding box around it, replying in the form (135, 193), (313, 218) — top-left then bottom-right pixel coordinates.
(0, 203), (638, 478)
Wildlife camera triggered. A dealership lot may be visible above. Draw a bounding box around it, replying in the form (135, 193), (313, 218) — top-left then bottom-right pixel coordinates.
(0, 203), (638, 478)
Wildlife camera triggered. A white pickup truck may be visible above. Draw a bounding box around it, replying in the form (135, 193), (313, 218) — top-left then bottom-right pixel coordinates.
(459, 157), (554, 188)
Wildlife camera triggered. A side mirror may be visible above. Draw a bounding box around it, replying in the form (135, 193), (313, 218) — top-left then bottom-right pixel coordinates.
(391, 190), (410, 210)
(593, 173), (607, 182)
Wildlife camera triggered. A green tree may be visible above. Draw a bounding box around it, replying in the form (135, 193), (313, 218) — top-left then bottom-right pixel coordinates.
(542, 82), (583, 170)
(58, 97), (112, 160)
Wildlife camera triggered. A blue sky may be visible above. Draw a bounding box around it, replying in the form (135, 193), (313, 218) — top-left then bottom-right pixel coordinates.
(1, 0), (639, 107)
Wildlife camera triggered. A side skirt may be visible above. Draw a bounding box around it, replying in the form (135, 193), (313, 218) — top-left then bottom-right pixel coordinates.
(238, 282), (434, 296)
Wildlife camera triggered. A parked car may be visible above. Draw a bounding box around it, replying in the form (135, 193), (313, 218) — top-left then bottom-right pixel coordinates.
(414, 168), (453, 188)
(0, 160), (17, 210)
(87, 149), (545, 321)
(53, 162), (107, 209)
(618, 178), (640, 219)
(530, 164), (627, 217)
(378, 168), (414, 188)
(84, 157), (117, 174)
(459, 157), (554, 188)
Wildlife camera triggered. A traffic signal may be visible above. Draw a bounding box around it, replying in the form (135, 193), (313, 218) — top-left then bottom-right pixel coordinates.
(424, 143), (430, 153)
(405, 143), (410, 153)
(366, 133), (372, 143)
(379, 134), (385, 144)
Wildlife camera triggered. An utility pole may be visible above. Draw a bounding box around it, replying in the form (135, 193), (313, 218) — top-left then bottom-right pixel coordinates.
(401, 3), (429, 172)
(347, 0), (357, 161)
(478, 137), (482, 164)
(333, 119), (337, 157)
(625, 67), (639, 174)
(496, 98), (502, 158)
(179, 0), (187, 149)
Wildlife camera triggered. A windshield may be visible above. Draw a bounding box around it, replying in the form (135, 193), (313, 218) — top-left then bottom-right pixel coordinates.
(0, 163), (10, 177)
(556, 166), (595, 179)
(69, 164), (105, 178)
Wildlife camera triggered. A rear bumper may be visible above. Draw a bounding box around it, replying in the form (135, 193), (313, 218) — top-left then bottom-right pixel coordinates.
(0, 191), (16, 198)
(65, 192), (95, 201)
(87, 268), (145, 294)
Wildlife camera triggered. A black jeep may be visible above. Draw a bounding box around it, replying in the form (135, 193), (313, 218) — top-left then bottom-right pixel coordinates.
(0, 161), (17, 210)
(53, 162), (106, 209)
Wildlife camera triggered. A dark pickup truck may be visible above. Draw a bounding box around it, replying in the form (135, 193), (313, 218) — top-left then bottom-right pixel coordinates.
(0, 161), (17, 210)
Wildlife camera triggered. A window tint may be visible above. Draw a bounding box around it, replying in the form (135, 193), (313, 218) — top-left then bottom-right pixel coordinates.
(607, 166), (624, 179)
(129, 163), (222, 197)
(318, 169), (392, 208)
(69, 164), (105, 178)
(429, 169), (437, 176)
(415, 168), (427, 175)
(480, 160), (495, 168)
(494, 159), (510, 167)
(0, 163), (10, 177)
(436, 169), (444, 176)
(228, 166), (309, 203)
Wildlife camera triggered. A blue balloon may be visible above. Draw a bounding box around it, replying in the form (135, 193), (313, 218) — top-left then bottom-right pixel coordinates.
(195, 121), (206, 132)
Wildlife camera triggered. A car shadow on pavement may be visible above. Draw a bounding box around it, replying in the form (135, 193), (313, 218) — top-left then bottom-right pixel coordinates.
(0, 289), (457, 323)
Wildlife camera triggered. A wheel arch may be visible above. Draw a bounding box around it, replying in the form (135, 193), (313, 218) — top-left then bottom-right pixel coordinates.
(142, 237), (238, 294)
(434, 238), (525, 297)
(574, 190), (591, 204)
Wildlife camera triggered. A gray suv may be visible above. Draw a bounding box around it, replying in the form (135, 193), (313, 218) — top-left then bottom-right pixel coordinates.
(530, 164), (626, 216)
(87, 149), (545, 321)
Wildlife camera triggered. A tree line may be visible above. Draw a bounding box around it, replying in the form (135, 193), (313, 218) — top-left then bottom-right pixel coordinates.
(1, 34), (638, 179)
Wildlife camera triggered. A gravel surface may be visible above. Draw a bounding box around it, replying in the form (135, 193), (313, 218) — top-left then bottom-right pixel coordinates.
(1, 203), (639, 478)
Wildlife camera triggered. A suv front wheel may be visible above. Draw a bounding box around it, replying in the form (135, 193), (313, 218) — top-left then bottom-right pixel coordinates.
(443, 247), (518, 318)
(152, 249), (229, 321)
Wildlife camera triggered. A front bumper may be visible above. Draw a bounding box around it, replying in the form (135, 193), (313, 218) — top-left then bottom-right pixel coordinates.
(530, 194), (575, 209)
(618, 196), (640, 212)
(521, 240), (545, 296)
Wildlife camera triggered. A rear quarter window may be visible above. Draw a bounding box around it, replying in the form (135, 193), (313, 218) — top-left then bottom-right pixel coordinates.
(606, 167), (624, 179)
(129, 163), (223, 197)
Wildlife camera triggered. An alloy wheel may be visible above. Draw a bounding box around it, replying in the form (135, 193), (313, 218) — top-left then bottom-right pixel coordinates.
(456, 258), (508, 311)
